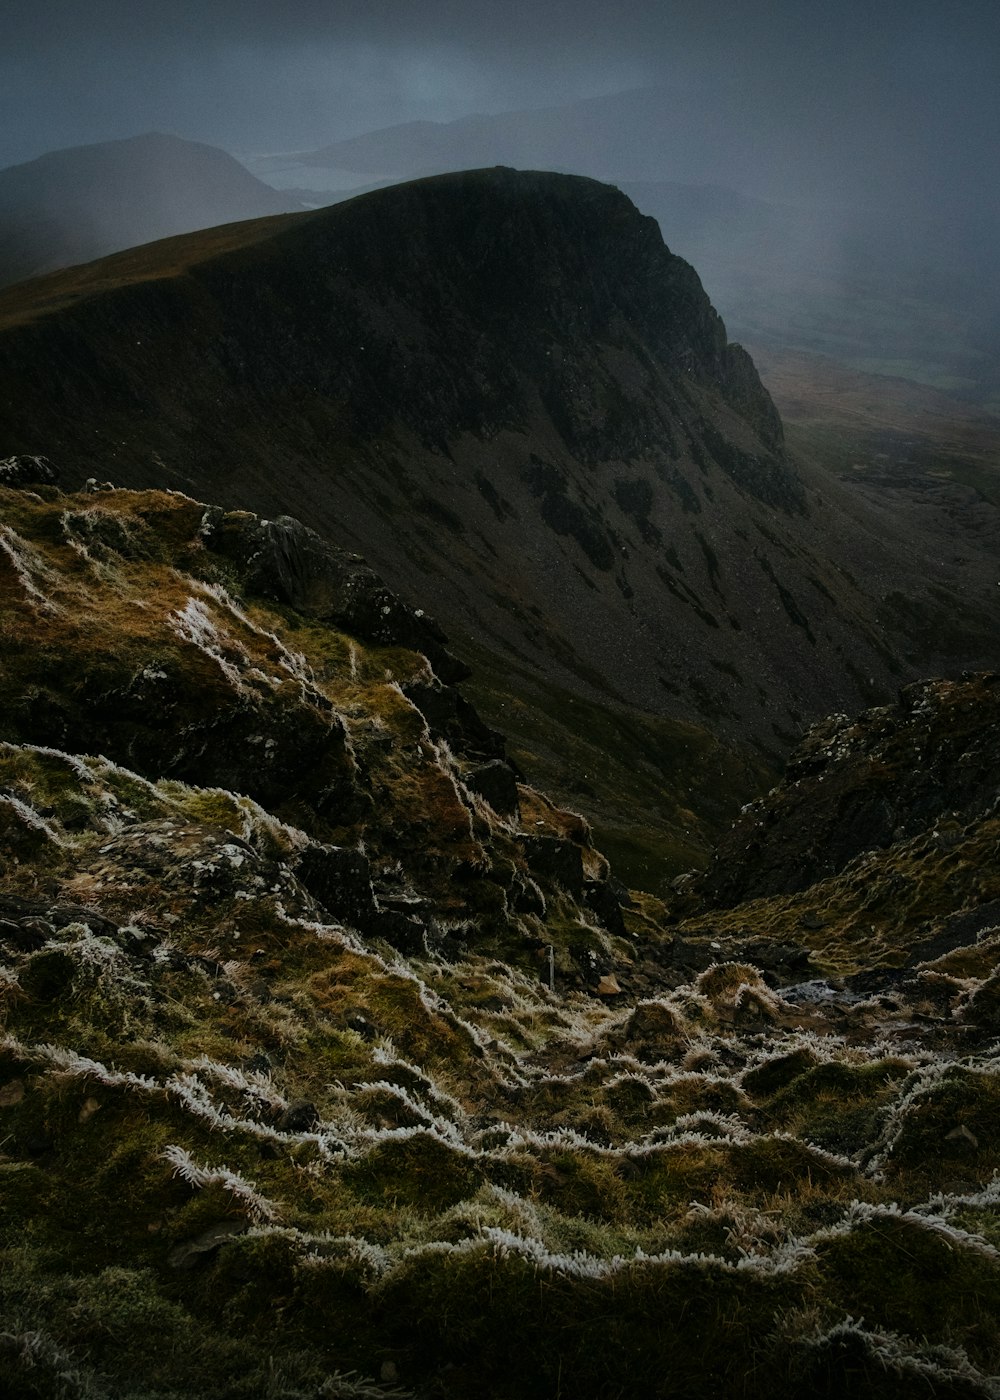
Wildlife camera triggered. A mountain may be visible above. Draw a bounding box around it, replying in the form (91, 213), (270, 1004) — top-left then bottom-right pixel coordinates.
(297, 88), (696, 183)
(0, 167), (998, 883)
(3, 473), (1000, 1398)
(0, 132), (302, 288)
(292, 87), (1000, 406)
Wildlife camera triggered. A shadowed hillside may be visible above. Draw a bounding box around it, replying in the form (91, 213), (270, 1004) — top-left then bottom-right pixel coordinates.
(0, 169), (998, 880)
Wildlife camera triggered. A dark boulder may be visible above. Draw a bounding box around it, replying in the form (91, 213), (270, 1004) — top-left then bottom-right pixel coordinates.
(275, 1100), (320, 1134)
(584, 879), (628, 937)
(0, 454), (58, 486)
(294, 842), (378, 928)
(368, 909), (427, 955)
(201, 511), (469, 683)
(521, 835), (584, 897)
(401, 680), (505, 761)
(464, 760), (520, 816)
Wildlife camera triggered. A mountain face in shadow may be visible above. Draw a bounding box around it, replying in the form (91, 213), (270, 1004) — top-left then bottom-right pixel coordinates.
(0, 132), (302, 288)
(0, 167), (997, 804)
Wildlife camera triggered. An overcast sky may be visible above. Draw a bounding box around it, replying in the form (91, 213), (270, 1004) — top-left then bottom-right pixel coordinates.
(1, 0), (997, 171)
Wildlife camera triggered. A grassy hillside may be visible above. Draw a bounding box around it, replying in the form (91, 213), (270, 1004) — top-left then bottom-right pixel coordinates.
(3, 482), (1000, 1397)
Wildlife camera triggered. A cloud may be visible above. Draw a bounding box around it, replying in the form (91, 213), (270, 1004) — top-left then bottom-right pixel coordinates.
(0, 0), (997, 171)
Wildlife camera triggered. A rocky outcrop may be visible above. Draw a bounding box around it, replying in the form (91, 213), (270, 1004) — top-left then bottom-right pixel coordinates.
(693, 673), (1000, 907)
(201, 509), (470, 685)
(0, 484), (616, 959)
(0, 453), (58, 486)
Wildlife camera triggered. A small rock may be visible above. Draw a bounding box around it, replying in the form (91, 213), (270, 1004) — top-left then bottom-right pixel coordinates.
(464, 760), (520, 816)
(168, 1219), (248, 1269)
(946, 1123), (979, 1149)
(276, 1100), (319, 1134)
(380, 1361), (400, 1383)
(0, 1079), (26, 1107)
(521, 835), (584, 896)
(596, 974), (622, 996)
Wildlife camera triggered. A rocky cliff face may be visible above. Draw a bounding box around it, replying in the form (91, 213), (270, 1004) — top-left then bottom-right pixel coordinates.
(3, 476), (1000, 1399)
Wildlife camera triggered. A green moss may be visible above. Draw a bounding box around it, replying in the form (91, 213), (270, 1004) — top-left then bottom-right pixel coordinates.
(815, 1215), (1000, 1365)
(882, 1069), (1000, 1183)
(727, 1135), (856, 1196)
(761, 1059), (912, 1156)
(345, 1132), (481, 1212)
(375, 1241), (804, 1399)
(618, 1142), (726, 1224)
(743, 1047), (821, 1098)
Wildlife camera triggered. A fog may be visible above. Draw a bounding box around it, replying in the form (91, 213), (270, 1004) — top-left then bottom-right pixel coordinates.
(3, 0), (995, 174)
(2, 0), (998, 401)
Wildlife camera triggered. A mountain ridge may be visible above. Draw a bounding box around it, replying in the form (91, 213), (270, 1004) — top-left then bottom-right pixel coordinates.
(1, 167), (998, 873)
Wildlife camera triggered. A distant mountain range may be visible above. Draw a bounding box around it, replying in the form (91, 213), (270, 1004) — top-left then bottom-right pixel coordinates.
(2, 105), (997, 407)
(0, 132), (302, 287)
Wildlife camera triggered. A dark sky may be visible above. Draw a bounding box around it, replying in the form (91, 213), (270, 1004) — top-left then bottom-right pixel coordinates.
(1, 0), (997, 171)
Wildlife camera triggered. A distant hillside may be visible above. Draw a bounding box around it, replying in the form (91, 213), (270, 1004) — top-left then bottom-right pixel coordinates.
(296, 87), (803, 188)
(0, 132), (301, 288)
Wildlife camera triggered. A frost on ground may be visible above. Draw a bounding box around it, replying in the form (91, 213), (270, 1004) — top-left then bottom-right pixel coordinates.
(2, 486), (1000, 1399)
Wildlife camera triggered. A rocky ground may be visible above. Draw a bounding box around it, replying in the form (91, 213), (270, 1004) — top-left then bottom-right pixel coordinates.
(2, 469), (1000, 1398)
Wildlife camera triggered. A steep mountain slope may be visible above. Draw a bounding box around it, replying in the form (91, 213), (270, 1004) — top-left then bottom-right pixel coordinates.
(3, 479), (1000, 1399)
(0, 132), (301, 288)
(2, 167), (996, 794)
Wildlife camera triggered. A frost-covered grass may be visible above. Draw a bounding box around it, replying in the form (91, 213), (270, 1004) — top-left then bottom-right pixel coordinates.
(4, 487), (1000, 1397)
